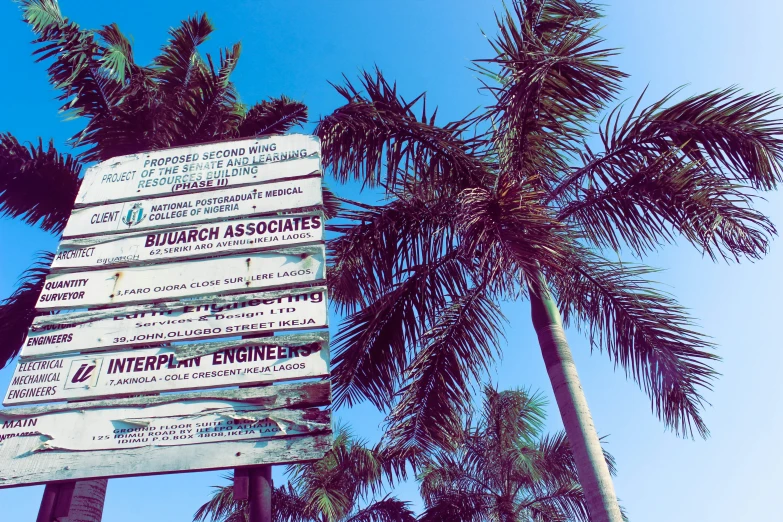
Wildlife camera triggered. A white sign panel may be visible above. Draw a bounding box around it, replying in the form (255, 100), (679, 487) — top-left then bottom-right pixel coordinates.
(36, 245), (325, 310)
(52, 213), (324, 272)
(0, 402), (329, 451)
(62, 176), (323, 238)
(23, 286), (328, 358)
(0, 383), (332, 487)
(4, 333), (329, 406)
(75, 134), (320, 206)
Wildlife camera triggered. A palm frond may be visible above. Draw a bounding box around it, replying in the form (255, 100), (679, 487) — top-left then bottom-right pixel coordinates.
(330, 254), (470, 409)
(327, 194), (458, 313)
(481, 387), (547, 451)
(385, 289), (505, 457)
(343, 497), (417, 522)
(272, 483), (310, 522)
(478, 0), (625, 183)
(193, 476), (248, 522)
(558, 149), (776, 261)
(238, 96), (308, 137)
(553, 88), (783, 202)
(179, 41), (243, 143)
(418, 490), (488, 522)
(0, 134), (81, 232)
(0, 253), (52, 368)
(549, 255), (719, 438)
(154, 12), (213, 96)
(21, 0), (121, 124)
(316, 68), (491, 191)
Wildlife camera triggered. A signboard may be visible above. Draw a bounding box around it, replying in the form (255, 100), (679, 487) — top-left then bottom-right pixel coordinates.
(75, 134), (320, 206)
(52, 212), (324, 272)
(23, 286), (329, 358)
(0, 382), (332, 487)
(5, 333), (329, 406)
(62, 176), (323, 238)
(36, 245), (325, 310)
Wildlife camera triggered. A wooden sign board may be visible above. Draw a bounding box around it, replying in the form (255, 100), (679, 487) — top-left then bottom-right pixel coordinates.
(23, 286), (329, 358)
(75, 134), (320, 207)
(0, 382), (332, 488)
(62, 176), (323, 239)
(36, 245), (325, 310)
(4, 333), (329, 406)
(52, 212), (324, 272)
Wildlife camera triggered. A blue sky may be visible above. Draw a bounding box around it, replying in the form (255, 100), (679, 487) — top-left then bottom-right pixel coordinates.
(1, 1), (781, 520)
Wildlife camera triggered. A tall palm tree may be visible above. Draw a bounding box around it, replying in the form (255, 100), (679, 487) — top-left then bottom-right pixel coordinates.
(193, 430), (416, 522)
(0, 0), (310, 367)
(316, 1), (783, 520)
(419, 387), (623, 522)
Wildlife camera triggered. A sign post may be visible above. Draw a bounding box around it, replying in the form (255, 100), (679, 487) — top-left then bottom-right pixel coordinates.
(0, 136), (332, 522)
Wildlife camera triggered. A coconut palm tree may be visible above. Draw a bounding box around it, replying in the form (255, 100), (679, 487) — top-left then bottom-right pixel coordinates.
(0, 0), (310, 367)
(316, 1), (783, 520)
(193, 430), (416, 522)
(419, 387), (623, 522)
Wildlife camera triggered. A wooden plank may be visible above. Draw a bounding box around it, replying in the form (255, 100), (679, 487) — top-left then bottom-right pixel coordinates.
(0, 383), (331, 488)
(36, 245), (325, 310)
(23, 286), (329, 358)
(3, 381), (331, 415)
(0, 432), (332, 489)
(4, 333), (330, 406)
(62, 176), (323, 239)
(75, 135), (320, 207)
(52, 212), (324, 272)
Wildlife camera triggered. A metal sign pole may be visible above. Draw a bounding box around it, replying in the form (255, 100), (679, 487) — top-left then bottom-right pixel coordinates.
(248, 465), (273, 522)
(36, 479), (106, 522)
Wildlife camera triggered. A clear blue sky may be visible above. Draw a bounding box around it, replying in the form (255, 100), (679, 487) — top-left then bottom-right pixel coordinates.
(1, 1), (781, 520)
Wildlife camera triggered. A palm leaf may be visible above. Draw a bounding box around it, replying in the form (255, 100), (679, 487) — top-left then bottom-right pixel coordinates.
(549, 255), (719, 438)
(385, 290), (505, 456)
(316, 68), (491, 191)
(0, 134), (81, 232)
(0, 254), (51, 368)
(238, 96), (308, 137)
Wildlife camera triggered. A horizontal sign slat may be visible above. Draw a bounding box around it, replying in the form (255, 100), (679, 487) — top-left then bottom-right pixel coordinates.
(0, 382), (332, 488)
(75, 135), (320, 207)
(23, 286), (329, 358)
(52, 212), (324, 272)
(36, 245), (325, 310)
(62, 176), (323, 239)
(4, 333), (329, 406)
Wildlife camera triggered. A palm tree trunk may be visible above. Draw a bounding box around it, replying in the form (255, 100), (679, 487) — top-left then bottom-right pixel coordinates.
(527, 267), (623, 522)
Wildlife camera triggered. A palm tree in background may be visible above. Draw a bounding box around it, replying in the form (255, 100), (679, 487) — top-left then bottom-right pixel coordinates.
(194, 430), (416, 522)
(419, 387), (623, 522)
(317, 1), (783, 520)
(0, 0), (311, 367)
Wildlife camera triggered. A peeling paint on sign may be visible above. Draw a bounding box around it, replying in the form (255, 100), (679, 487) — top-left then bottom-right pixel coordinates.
(75, 135), (321, 206)
(23, 286), (329, 358)
(36, 245), (325, 310)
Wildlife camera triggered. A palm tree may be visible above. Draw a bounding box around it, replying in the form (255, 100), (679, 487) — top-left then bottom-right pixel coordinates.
(419, 387), (623, 522)
(0, 0), (310, 367)
(193, 430), (416, 522)
(316, 1), (783, 520)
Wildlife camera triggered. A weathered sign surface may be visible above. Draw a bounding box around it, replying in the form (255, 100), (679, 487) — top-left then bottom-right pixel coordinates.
(23, 286), (329, 358)
(62, 176), (323, 239)
(36, 245), (325, 310)
(0, 382), (332, 488)
(52, 212), (324, 272)
(75, 135), (320, 207)
(5, 333), (329, 406)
